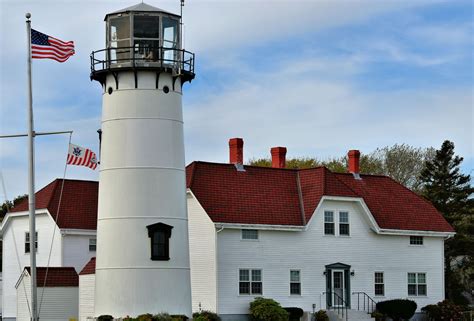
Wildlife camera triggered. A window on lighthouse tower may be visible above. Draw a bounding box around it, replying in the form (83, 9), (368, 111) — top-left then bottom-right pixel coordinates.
(147, 222), (173, 261)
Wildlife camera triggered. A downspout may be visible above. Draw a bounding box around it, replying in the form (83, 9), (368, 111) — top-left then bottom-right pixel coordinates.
(215, 225), (224, 313)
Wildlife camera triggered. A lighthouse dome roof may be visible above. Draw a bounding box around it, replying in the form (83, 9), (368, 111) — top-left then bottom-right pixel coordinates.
(105, 2), (180, 20)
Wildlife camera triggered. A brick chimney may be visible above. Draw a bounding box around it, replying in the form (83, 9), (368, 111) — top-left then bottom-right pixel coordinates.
(229, 138), (244, 164)
(271, 147), (287, 168)
(348, 150), (360, 174)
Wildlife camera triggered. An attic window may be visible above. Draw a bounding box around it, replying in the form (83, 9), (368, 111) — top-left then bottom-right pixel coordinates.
(146, 222), (173, 261)
(410, 236), (423, 245)
(242, 229), (259, 240)
(25, 231), (38, 253)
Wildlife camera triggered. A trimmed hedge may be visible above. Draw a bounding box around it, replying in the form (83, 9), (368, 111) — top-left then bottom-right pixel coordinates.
(192, 311), (221, 321)
(376, 299), (417, 321)
(98, 315), (114, 321)
(249, 297), (289, 321)
(283, 308), (303, 321)
(421, 300), (464, 321)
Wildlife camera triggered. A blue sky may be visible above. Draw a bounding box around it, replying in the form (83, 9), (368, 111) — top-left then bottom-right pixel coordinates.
(0, 0), (473, 201)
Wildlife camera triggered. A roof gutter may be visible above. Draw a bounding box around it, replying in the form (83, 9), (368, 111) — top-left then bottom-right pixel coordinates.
(214, 223), (304, 232)
(378, 228), (455, 238)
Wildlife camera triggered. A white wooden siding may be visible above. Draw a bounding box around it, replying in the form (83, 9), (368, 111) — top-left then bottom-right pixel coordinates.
(79, 274), (95, 321)
(2, 212), (62, 320)
(62, 234), (97, 273)
(16, 273), (78, 321)
(188, 192), (218, 312)
(216, 199), (445, 315)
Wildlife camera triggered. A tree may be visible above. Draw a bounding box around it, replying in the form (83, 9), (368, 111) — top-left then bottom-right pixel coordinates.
(249, 144), (433, 193)
(419, 140), (474, 305)
(0, 194), (27, 220)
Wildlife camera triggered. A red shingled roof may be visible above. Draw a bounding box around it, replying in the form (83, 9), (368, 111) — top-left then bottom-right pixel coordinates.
(186, 161), (454, 233)
(79, 257), (96, 275)
(11, 179), (98, 230)
(23, 267), (78, 287)
(9, 163), (454, 233)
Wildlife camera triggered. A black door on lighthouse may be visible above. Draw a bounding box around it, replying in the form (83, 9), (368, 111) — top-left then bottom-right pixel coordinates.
(325, 263), (351, 308)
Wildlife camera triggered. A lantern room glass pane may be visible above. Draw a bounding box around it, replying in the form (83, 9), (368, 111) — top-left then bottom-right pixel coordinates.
(109, 16), (131, 62)
(134, 15), (160, 38)
(163, 17), (179, 64)
(110, 16), (130, 43)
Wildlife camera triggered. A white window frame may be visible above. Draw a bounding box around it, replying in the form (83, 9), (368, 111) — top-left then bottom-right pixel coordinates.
(241, 229), (259, 241)
(290, 269), (301, 296)
(324, 211), (335, 235)
(409, 236), (423, 245)
(89, 238), (97, 252)
(339, 211), (350, 236)
(239, 268), (263, 295)
(408, 272), (427, 296)
(374, 272), (384, 296)
(25, 231), (38, 253)
(324, 210), (351, 237)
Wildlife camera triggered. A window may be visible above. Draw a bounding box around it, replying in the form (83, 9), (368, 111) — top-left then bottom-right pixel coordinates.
(290, 270), (301, 295)
(410, 236), (423, 245)
(374, 272), (384, 296)
(324, 211), (334, 235)
(89, 238), (97, 252)
(339, 211), (350, 236)
(408, 273), (427, 296)
(239, 269), (262, 295)
(25, 232), (38, 253)
(146, 222), (173, 261)
(242, 229), (259, 240)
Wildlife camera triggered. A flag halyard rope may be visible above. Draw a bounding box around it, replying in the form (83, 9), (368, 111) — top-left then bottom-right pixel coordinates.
(38, 132), (72, 316)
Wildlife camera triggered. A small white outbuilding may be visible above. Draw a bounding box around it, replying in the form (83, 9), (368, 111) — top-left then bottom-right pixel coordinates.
(16, 267), (79, 321)
(79, 257), (95, 321)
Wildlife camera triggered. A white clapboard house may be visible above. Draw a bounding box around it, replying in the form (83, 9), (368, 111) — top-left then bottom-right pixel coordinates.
(1, 180), (97, 321)
(16, 267), (79, 321)
(2, 139), (454, 320)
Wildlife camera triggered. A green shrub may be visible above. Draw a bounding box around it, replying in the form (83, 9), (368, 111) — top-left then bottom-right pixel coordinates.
(171, 315), (189, 321)
(421, 300), (463, 321)
(192, 311), (221, 321)
(249, 297), (289, 321)
(98, 315), (114, 321)
(376, 299), (417, 321)
(314, 310), (328, 321)
(283, 308), (303, 321)
(136, 314), (155, 321)
(153, 313), (173, 321)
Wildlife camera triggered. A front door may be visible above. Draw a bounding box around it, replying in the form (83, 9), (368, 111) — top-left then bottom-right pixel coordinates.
(331, 269), (345, 307)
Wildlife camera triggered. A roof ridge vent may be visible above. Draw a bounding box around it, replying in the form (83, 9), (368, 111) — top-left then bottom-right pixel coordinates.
(234, 163), (246, 172)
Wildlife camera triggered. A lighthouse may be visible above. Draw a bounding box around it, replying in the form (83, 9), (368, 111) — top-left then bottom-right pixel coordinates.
(90, 3), (195, 317)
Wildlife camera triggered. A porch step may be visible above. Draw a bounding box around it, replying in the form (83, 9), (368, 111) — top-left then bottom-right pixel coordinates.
(327, 309), (375, 321)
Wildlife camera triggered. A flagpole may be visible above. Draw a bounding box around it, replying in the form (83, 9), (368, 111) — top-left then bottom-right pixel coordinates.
(26, 12), (38, 321)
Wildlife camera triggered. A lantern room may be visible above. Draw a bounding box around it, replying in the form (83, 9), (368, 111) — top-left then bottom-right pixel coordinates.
(90, 2), (195, 85)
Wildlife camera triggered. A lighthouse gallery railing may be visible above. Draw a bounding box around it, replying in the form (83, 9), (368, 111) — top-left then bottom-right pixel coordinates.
(90, 46), (195, 76)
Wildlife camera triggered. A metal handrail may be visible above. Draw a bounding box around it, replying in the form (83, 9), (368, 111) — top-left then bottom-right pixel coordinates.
(352, 292), (377, 314)
(322, 291), (348, 321)
(90, 46), (195, 75)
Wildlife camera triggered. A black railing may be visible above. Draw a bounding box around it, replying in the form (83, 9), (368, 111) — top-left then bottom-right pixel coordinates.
(352, 292), (377, 314)
(90, 46), (195, 76)
(322, 291), (348, 321)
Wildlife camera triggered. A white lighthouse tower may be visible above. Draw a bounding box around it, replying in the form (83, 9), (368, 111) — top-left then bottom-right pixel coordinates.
(90, 3), (195, 317)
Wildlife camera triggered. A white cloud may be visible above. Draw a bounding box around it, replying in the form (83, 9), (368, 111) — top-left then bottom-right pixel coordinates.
(184, 54), (473, 164)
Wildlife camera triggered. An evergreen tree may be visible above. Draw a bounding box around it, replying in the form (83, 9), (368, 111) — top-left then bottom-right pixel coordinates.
(420, 140), (474, 305)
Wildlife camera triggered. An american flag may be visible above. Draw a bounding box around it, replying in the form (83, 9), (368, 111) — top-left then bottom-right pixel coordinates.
(67, 144), (98, 170)
(31, 29), (75, 62)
